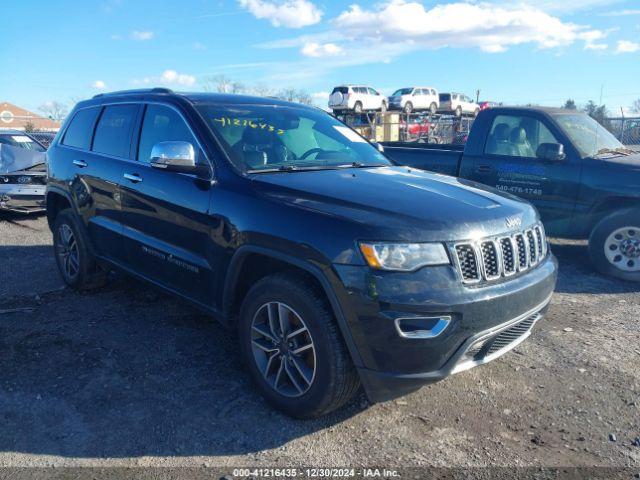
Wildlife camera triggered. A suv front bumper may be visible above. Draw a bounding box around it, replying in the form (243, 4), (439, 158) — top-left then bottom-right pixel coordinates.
(0, 184), (46, 213)
(331, 253), (558, 402)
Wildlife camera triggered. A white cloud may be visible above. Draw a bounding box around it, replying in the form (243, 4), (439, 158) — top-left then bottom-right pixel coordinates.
(238, 0), (322, 28)
(136, 69), (196, 87)
(131, 30), (154, 41)
(301, 42), (344, 57)
(600, 9), (640, 16)
(615, 40), (640, 53)
(91, 80), (107, 90)
(193, 41), (207, 50)
(332, 1), (606, 53)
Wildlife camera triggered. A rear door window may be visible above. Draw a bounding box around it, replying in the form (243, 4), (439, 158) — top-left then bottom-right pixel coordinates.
(331, 87), (348, 94)
(439, 93), (451, 102)
(92, 105), (138, 158)
(62, 107), (101, 150)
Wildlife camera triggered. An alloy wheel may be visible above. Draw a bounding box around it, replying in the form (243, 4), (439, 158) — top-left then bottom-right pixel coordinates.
(56, 224), (80, 281)
(604, 226), (640, 272)
(250, 302), (316, 397)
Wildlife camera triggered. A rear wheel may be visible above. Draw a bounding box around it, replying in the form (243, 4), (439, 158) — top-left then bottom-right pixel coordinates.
(353, 101), (363, 114)
(589, 208), (640, 282)
(53, 209), (108, 290)
(238, 273), (360, 418)
(455, 106), (462, 117)
(473, 108), (480, 117)
(380, 101), (387, 113)
(429, 103), (437, 115)
(403, 102), (413, 114)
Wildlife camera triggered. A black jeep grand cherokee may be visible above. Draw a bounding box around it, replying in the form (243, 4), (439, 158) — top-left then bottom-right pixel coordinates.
(46, 89), (557, 418)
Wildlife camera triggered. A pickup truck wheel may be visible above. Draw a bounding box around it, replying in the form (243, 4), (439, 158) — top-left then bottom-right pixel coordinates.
(238, 273), (360, 418)
(403, 102), (413, 114)
(589, 208), (640, 282)
(52, 208), (107, 290)
(353, 101), (363, 114)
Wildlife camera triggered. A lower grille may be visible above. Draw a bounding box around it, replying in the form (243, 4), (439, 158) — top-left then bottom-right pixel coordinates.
(472, 313), (540, 360)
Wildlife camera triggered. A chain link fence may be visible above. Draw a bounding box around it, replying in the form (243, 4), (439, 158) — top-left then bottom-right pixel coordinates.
(605, 117), (640, 148)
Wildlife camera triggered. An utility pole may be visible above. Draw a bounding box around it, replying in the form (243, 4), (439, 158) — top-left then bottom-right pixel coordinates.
(476, 89), (480, 103)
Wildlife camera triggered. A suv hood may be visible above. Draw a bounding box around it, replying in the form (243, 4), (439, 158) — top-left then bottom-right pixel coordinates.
(252, 166), (538, 241)
(603, 152), (640, 169)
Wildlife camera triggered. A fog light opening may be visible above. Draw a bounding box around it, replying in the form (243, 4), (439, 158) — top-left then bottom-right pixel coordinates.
(395, 316), (451, 339)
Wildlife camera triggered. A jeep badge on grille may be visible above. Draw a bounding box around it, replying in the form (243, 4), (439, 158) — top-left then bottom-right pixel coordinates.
(505, 216), (522, 229)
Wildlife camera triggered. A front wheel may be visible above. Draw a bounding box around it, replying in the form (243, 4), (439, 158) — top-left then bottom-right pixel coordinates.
(455, 106), (462, 117)
(53, 208), (108, 290)
(403, 102), (413, 114)
(238, 273), (360, 418)
(429, 103), (437, 115)
(589, 208), (640, 282)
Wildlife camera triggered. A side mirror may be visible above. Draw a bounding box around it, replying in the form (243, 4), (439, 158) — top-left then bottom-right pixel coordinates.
(536, 143), (566, 161)
(150, 141), (197, 172)
(370, 141), (385, 152)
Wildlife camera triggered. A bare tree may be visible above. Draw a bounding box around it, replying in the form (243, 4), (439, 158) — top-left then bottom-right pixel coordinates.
(38, 101), (68, 122)
(202, 75), (234, 93)
(252, 83), (275, 98)
(276, 88), (313, 105)
(631, 99), (640, 114)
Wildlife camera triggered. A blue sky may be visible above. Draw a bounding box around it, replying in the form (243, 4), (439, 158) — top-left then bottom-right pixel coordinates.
(2, 0), (640, 115)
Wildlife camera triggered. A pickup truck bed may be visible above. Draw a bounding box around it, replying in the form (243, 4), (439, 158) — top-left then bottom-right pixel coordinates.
(381, 143), (463, 177)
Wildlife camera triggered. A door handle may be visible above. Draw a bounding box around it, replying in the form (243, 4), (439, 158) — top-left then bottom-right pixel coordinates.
(476, 164), (493, 173)
(73, 160), (88, 168)
(123, 173), (143, 183)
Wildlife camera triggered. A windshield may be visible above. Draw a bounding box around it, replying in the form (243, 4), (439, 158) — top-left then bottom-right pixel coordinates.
(392, 88), (413, 96)
(553, 113), (626, 158)
(197, 104), (392, 172)
(0, 134), (45, 152)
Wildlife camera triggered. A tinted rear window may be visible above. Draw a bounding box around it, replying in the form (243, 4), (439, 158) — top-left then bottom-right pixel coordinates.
(332, 87), (348, 94)
(439, 94), (451, 101)
(62, 107), (101, 150)
(92, 105), (137, 158)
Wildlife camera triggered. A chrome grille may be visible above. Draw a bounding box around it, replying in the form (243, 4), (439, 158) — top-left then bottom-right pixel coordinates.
(453, 223), (547, 285)
(480, 241), (500, 280)
(500, 237), (516, 275)
(526, 229), (537, 265)
(455, 244), (480, 282)
(515, 234), (528, 270)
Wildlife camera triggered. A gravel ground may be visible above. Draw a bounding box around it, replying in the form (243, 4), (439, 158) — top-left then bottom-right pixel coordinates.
(0, 214), (638, 469)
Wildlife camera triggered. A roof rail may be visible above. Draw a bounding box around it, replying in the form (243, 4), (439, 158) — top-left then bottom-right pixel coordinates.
(93, 87), (174, 99)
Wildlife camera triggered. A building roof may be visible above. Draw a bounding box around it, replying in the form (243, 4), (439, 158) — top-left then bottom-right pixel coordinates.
(0, 102), (60, 131)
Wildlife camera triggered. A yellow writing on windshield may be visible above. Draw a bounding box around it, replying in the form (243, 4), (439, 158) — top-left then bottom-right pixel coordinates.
(213, 117), (284, 135)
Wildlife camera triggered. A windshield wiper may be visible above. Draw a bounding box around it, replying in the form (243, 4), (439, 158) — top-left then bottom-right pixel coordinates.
(337, 162), (387, 169)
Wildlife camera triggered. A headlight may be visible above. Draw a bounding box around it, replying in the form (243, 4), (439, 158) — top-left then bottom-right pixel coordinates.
(359, 242), (450, 271)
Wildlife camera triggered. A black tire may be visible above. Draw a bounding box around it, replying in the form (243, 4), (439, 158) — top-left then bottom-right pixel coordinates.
(380, 101), (387, 113)
(429, 103), (437, 115)
(238, 273), (360, 418)
(473, 108), (480, 117)
(455, 106), (462, 117)
(404, 102), (413, 114)
(52, 208), (108, 290)
(353, 101), (363, 114)
(588, 208), (640, 282)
